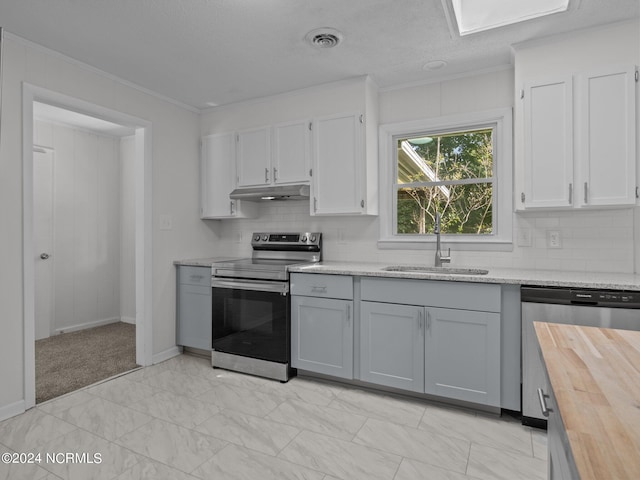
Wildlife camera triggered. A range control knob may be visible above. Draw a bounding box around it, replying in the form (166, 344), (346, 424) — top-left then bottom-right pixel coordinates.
(309, 235), (317, 242)
(301, 236), (307, 242)
(262, 235), (268, 241)
(254, 235), (261, 242)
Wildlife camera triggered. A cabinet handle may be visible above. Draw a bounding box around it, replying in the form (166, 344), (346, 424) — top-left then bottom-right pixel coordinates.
(265, 168), (269, 183)
(418, 310), (423, 333)
(426, 311), (431, 333)
(230, 201), (235, 215)
(313, 197), (318, 213)
(568, 183), (573, 205)
(311, 286), (327, 294)
(584, 182), (588, 204)
(346, 304), (351, 325)
(190, 275), (204, 281)
(360, 199), (365, 208)
(273, 167), (278, 181)
(537, 388), (551, 417)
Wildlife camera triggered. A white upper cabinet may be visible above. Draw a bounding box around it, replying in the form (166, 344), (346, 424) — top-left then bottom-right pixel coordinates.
(520, 64), (637, 210)
(311, 112), (362, 215)
(523, 76), (574, 208)
(577, 66), (637, 207)
(236, 127), (271, 187)
(272, 120), (311, 185)
(236, 121), (310, 188)
(200, 76), (379, 217)
(311, 110), (378, 215)
(201, 133), (256, 219)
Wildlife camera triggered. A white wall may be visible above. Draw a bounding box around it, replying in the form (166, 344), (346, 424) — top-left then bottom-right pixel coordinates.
(120, 135), (136, 323)
(34, 120), (122, 334)
(201, 21), (639, 274)
(0, 33), (219, 418)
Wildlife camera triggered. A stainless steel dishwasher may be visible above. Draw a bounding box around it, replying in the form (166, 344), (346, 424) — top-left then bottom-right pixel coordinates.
(521, 286), (640, 427)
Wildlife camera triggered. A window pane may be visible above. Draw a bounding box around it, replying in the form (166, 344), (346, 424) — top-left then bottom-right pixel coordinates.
(396, 183), (493, 235)
(397, 129), (493, 184)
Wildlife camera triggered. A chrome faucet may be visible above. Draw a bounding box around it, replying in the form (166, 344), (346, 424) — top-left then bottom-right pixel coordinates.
(434, 212), (451, 267)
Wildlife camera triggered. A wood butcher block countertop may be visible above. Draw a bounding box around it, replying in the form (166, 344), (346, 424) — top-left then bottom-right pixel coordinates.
(534, 322), (640, 479)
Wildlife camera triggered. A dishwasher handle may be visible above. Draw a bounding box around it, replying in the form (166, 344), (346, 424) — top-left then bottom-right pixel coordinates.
(537, 388), (552, 417)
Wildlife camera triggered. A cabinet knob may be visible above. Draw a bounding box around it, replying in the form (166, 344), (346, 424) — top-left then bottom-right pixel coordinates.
(40, 253), (50, 260)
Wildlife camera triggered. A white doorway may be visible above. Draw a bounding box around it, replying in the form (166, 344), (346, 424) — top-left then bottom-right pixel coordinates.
(22, 85), (153, 409)
(33, 146), (54, 341)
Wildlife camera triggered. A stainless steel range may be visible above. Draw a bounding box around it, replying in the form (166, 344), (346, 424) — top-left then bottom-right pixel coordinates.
(211, 232), (322, 381)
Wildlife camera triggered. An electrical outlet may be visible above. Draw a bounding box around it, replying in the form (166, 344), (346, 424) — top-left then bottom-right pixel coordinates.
(517, 228), (532, 247)
(547, 230), (562, 249)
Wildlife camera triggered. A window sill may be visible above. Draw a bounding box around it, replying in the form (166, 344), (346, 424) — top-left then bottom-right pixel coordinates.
(378, 236), (513, 252)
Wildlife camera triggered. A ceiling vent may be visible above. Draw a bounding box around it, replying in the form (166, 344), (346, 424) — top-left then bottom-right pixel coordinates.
(306, 28), (343, 48)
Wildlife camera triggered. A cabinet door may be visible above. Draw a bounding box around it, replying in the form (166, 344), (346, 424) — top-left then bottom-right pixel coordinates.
(424, 307), (500, 407)
(577, 66), (637, 207)
(360, 302), (424, 392)
(311, 113), (364, 215)
(176, 283), (212, 350)
(523, 77), (574, 208)
(291, 296), (353, 379)
(237, 127), (271, 187)
(201, 134), (256, 219)
(273, 120), (310, 185)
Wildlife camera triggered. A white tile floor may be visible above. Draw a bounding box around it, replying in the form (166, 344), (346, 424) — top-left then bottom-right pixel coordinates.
(0, 354), (548, 480)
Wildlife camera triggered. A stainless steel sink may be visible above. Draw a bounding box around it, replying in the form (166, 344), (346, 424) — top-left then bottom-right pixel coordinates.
(382, 266), (489, 275)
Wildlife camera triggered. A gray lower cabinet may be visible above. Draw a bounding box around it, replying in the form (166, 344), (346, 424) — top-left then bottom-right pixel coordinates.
(360, 301), (424, 392)
(424, 307), (501, 407)
(291, 295), (353, 379)
(176, 266), (212, 350)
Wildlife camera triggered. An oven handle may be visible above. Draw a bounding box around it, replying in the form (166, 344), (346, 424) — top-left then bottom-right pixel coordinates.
(211, 278), (289, 294)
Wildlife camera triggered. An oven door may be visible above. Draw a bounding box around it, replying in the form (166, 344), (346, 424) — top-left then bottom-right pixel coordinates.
(211, 278), (290, 364)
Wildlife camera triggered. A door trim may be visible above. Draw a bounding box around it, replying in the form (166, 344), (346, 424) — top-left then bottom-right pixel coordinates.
(22, 83), (154, 409)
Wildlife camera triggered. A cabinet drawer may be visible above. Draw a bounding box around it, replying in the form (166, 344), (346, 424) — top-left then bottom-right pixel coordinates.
(361, 277), (501, 312)
(177, 266), (212, 287)
(290, 273), (353, 300)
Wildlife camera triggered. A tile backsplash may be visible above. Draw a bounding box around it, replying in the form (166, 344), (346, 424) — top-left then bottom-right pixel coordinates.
(213, 202), (637, 274)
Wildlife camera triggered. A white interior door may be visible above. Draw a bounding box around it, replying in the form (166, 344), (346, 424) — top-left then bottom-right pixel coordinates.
(34, 147), (54, 340)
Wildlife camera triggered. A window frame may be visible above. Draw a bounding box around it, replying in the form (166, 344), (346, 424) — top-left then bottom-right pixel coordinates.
(378, 108), (513, 250)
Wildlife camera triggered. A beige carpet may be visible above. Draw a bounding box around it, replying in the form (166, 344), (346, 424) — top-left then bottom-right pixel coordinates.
(36, 322), (139, 404)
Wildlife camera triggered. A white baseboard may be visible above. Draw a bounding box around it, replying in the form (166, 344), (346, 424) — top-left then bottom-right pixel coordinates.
(0, 399), (26, 422)
(54, 317), (120, 335)
(120, 316), (136, 325)
(152, 346), (181, 365)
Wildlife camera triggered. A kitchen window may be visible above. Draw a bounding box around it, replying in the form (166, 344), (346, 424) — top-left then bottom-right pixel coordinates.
(378, 108), (512, 249)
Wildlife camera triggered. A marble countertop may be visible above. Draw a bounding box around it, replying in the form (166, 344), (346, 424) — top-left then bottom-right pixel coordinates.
(288, 261), (640, 290)
(173, 257), (240, 267)
(534, 323), (640, 479)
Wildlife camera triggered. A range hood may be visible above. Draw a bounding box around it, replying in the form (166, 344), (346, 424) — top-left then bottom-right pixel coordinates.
(229, 184), (310, 201)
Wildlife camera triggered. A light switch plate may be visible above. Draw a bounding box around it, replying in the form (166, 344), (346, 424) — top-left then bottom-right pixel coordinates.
(547, 230), (562, 248)
(159, 214), (173, 230)
(517, 228), (532, 247)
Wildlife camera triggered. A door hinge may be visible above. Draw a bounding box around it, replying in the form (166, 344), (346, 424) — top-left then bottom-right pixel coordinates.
(309, 168), (313, 177)
(360, 199), (365, 208)
(521, 192), (526, 203)
(359, 114), (364, 124)
(636, 186), (639, 199)
(635, 70), (639, 82)
(520, 89), (524, 99)
(308, 122), (313, 131)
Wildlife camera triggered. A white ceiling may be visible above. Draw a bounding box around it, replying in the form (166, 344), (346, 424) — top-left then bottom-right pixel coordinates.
(2, 0), (638, 110)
